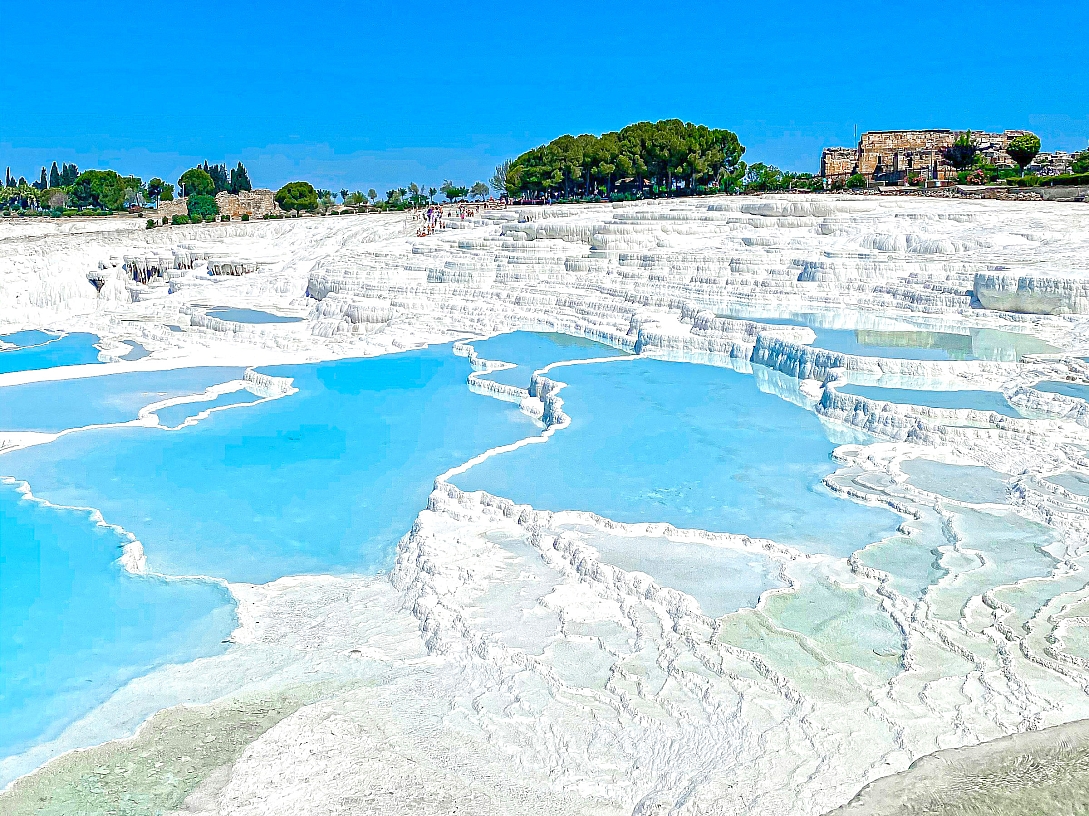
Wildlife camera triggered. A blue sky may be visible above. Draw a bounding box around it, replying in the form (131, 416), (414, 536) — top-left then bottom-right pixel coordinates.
(1, 0), (1086, 193)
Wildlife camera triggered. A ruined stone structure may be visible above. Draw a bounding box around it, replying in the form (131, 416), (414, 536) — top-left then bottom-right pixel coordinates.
(152, 189), (280, 221)
(214, 189), (279, 218)
(821, 129), (1031, 184)
(155, 197), (188, 220)
(1027, 151), (1075, 176)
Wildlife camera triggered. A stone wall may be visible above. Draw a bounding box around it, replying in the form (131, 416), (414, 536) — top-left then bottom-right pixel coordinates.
(215, 189), (279, 218)
(155, 198), (188, 220)
(821, 129), (1032, 183)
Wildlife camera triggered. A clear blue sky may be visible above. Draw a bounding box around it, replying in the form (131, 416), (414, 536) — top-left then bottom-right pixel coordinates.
(1, 0), (1086, 193)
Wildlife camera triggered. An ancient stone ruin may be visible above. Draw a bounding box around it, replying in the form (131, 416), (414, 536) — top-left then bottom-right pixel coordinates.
(152, 189), (280, 221)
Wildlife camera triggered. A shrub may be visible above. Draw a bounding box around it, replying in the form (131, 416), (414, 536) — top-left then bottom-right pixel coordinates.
(241, 213), (249, 221)
(275, 181), (318, 213)
(171, 214), (190, 225)
(146, 219), (156, 230)
(187, 193), (219, 219)
(846, 173), (867, 189)
(161, 216), (169, 225)
(204, 214), (216, 222)
(221, 213), (231, 221)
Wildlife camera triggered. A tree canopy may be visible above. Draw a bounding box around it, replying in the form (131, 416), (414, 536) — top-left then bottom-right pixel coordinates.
(69, 170), (142, 210)
(1007, 133), (1041, 174)
(275, 181), (318, 213)
(502, 120), (745, 199)
(187, 193), (219, 218)
(178, 168), (215, 197)
(229, 162), (252, 194)
(942, 131), (979, 171)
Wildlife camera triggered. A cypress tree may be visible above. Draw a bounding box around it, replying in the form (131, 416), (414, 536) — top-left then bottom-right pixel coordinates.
(37, 168), (48, 190)
(49, 162), (61, 188)
(5, 168), (12, 187)
(229, 162), (252, 193)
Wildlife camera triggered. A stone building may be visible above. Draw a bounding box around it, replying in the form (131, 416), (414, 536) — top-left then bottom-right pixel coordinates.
(1027, 151), (1074, 176)
(152, 189), (280, 220)
(821, 129), (1031, 185)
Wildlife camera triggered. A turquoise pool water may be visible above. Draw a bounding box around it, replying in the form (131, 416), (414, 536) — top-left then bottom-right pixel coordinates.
(206, 308), (303, 324)
(901, 459), (1010, 504)
(155, 388), (263, 428)
(836, 384), (1022, 417)
(1035, 381), (1089, 401)
(121, 342), (150, 361)
(0, 345), (538, 584)
(0, 330), (57, 350)
(717, 311), (1057, 361)
(470, 332), (625, 388)
(0, 333), (103, 375)
(453, 358), (901, 557)
(0, 483), (234, 758)
(0, 368), (245, 432)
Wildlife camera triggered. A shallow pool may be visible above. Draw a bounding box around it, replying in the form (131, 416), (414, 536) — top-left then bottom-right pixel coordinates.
(0, 368), (246, 432)
(717, 310), (1058, 361)
(836, 384), (1022, 417)
(0, 345), (538, 584)
(0, 483), (235, 758)
(1035, 381), (1089, 402)
(205, 308), (303, 325)
(0, 333), (103, 375)
(453, 358), (901, 557)
(154, 388), (263, 428)
(0, 330), (57, 350)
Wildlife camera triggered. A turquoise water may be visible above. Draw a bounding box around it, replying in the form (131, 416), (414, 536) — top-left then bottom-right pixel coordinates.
(717, 311), (1057, 361)
(563, 525), (783, 617)
(0, 346), (538, 584)
(901, 459), (1009, 504)
(121, 342), (150, 361)
(0, 482), (234, 758)
(470, 332), (625, 388)
(0, 368), (245, 432)
(155, 388), (263, 428)
(0, 330), (57, 350)
(454, 358), (901, 557)
(1035, 381), (1089, 401)
(1048, 471), (1089, 497)
(0, 333), (102, 375)
(206, 308), (303, 324)
(837, 384), (1022, 417)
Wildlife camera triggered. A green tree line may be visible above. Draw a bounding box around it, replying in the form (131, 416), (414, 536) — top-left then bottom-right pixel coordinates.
(496, 120), (746, 200)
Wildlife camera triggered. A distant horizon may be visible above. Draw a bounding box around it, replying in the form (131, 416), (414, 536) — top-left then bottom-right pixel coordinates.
(2, 0), (1086, 193)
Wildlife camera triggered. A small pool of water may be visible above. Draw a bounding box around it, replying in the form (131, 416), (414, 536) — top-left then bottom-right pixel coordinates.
(205, 308), (303, 325)
(0, 333), (103, 375)
(469, 331), (626, 389)
(902, 458), (1009, 504)
(121, 342), (150, 361)
(836, 384), (1022, 417)
(0, 330), (57, 350)
(717, 310), (1058, 361)
(561, 525), (783, 617)
(1034, 381), (1089, 402)
(0, 483), (234, 759)
(0, 345), (538, 584)
(0, 368), (246, 433)
(453, 357), (901, 557)
(155, 388), (263, 428)
(1047, 471), (1089, 497)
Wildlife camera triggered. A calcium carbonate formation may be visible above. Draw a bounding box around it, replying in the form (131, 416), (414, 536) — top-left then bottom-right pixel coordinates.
(2, 195), (1089, 815)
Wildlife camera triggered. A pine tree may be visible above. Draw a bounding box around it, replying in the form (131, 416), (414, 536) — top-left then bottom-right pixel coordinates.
(49, 162), (61, 188)
(229, 162), (252, 194)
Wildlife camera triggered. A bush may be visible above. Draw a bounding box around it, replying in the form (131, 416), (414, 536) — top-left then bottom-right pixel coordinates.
(846, 173), (867, 189)
(1007, 172), (1089, 187)
(275, 181), (318, 213)
(146, 219), (156, 230)
(171, 214), (190, 225)
(204, 214), (216, 222)
(187, 193), (219, 219)
(221, 213), (231, 221)
(241, 213), (249, 221)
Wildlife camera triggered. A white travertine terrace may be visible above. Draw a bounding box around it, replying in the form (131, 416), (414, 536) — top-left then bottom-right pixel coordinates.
(3, 195), (1089, 814)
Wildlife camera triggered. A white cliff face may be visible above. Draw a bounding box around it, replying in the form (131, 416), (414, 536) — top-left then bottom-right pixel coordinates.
(4, 196), (1089, 815)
